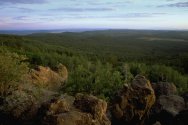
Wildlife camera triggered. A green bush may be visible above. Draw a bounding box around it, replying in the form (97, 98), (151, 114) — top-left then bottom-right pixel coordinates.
(128, 63), (188, 93)
(64, 60), (123, 100)
(0, 47), (28, 96)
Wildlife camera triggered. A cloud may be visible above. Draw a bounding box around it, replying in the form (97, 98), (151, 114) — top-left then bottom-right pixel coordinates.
(37, 12), (167, 20)
(0, 6), (35, 12)
(10, 12), (166, 24)
(50, 7), (115, 12)
(13, 16), (28, 20)
(87, 1), (132, 6)
(158, 2), (188, 7)
(106, 13), (167, 19)
(16, 15), (52, 21)
(0, 0), (48, 4)
(8, 7), (35, 12)
(17, 7), (35, 12)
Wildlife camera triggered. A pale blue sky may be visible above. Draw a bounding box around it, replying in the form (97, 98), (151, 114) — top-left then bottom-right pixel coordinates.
(0, 0), (188, 30)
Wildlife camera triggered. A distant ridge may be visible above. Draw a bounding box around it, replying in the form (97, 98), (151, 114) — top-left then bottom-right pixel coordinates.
(1, 29), (188, 35)
(0, 29), (106, 35)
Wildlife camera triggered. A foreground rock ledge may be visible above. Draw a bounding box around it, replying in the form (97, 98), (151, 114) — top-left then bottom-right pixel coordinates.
(30, 64), (68, 91)
(41, 94), (111, 125)
(111, 75), (156, 125)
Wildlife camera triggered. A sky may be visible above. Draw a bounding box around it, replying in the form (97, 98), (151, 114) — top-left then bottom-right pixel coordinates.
(0, 0), (188, 30)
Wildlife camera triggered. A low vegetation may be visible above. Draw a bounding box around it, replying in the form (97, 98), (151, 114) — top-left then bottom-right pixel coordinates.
(0, 47), (28, 96)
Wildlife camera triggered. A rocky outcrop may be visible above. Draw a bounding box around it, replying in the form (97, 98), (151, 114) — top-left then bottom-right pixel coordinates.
(147, 81), (187, 125)
(1, 66), (187, 125)
(30, 64), (68, 91)
(148, 95), (185, 125)
(152, 121), (161, 125)
(0, 89), (38, 124)
(155, 95), (185, 116)
(41, 94), (111, 125)
(181, 92), (188, 108)
(0, 64), (109, 125)
(174, 109), (188, 125)
(54, 64), (68, 82)
(152, 82), (177, 98)
(111, 75), (156, 125)
(147, 82), (187, 125)
(0, 84), (59, 125)
(0, 64), (68, 125)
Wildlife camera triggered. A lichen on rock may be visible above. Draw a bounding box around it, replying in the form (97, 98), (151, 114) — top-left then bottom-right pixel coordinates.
(111, 75), (156, 125)
(29, 64), (68, 91)
(41, 94), (111, 125)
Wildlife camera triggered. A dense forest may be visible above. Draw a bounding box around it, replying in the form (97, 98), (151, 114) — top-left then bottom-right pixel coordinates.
(0, 30), (188, 99)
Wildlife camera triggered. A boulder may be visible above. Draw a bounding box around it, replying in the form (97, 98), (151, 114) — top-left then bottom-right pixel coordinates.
(41, 94), (111, 125)
(148, 95), (185, 125)
(181, 92), (188, 108)
(156, 95), (185, 116)
(0, 64), (68, 125)
(0, 84), (59, 125)
(54, 63), (68, 82)
(30, 64), (68, 91)
(152, 121), (161, 125)
(111, 75), (156, 125)
(0, 89), (38, 124)
(152, 82), (177, 98)
(74, 93), (108, 122)
(174, 109), (188, 125)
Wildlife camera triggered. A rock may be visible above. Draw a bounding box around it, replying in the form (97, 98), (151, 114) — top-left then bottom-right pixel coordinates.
(74, 93), (108, 121)
(111, 75), (155, 125)
(47, 98), (70, 115)
(30, 65), (68, 91)
(41, 94), (111, 125)
(54, 64), (68, 82)
(0, 89), (38, 124)
(44, 110), (93, 125)
(0, 64), (69, 125)
(154, 95), (185, 116)
(0, 84), (59, 125)
(148, 95), (185, 125)
(181, 92), (188, 108)
(152, 82), (177, 98)
(174, 109), (188, 125)
(152, 121), (161, 125)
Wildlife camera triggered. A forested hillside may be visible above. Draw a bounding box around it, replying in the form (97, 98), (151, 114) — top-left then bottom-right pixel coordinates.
(28, 30), (188, 73)
(0, 30), (188, 97)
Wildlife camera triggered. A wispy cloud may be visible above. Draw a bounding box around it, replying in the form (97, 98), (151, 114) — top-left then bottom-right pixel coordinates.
(0, 0), (48, 4)
(122, 13), (166, 18)
(86, 1), (132, 6)
(101, 13), (167, 19)
(158, 2), (188, 7)
(166, 0), (175, 1)
(0, 0), (187, 30)
(32, 12), (168, 21)
(13, 16), (28, 20)
(0, 6), (35, 13)
(50, 7), (115, 12)
(17, 7), (35, 12)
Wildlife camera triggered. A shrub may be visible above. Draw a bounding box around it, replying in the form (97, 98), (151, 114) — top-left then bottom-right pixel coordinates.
(0, 47), (28, 96)
(128, 62), (188, 93)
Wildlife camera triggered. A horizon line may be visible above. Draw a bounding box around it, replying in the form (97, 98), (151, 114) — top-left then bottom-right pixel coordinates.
(0, 28), (188, 32)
